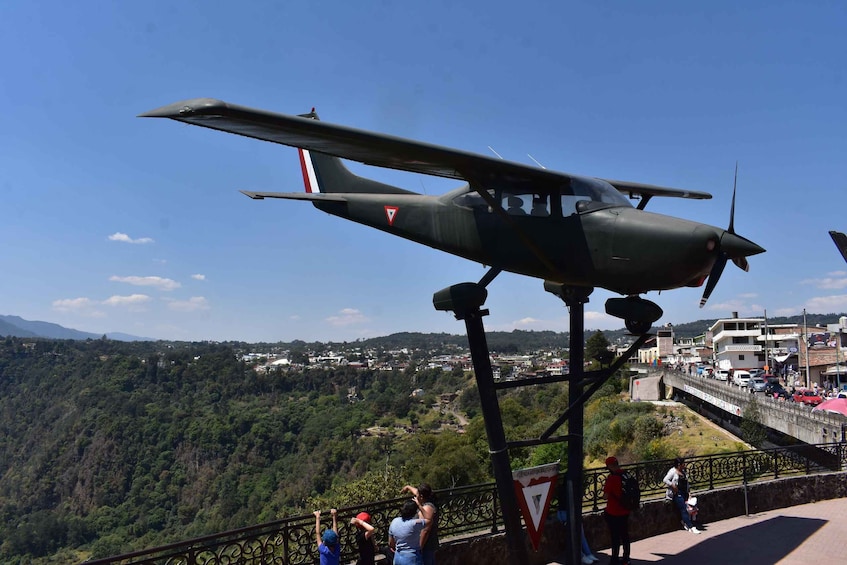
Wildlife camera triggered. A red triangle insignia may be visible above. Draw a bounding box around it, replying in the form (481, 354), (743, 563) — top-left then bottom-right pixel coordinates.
(385, 206), (399, 226)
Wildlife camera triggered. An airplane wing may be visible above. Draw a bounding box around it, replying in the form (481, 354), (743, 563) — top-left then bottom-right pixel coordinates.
(141, 98), (711, 200)
(830, 231), (847, 264)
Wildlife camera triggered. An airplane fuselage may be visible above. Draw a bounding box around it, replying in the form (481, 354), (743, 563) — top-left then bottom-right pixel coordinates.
(312, 188), (721, 296)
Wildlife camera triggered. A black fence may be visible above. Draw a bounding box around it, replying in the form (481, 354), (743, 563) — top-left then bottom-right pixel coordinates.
(87, 442), (847, 564)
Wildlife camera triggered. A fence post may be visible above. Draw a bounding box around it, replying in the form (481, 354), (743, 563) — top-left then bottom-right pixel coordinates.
(742, 451), (749, 516)
(491, 484), (499, 534)
(708, 457), (714, 490)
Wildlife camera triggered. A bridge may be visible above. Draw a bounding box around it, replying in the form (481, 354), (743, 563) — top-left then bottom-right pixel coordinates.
(645, 368), (847, 445)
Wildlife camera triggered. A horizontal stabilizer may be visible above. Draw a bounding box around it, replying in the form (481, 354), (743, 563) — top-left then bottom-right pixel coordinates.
(239, 190), (346, 202)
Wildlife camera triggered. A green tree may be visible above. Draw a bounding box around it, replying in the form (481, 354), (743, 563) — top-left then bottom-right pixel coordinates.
(741, 396), (767, 446)
(585, 331), (612, 364)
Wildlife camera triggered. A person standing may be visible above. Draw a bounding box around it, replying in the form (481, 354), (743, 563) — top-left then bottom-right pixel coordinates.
(402, 483), (439, 565)
(603, 456), (631, 565)
(350, 511), (377, 565)
(663, 457), (701, 534)
(313, 508), (340, 565)
(556, 479), (599, 564)
(389, 499), (428, 565)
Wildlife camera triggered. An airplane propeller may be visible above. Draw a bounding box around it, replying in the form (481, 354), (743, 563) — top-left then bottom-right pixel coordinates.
(699, 163), (759, 308)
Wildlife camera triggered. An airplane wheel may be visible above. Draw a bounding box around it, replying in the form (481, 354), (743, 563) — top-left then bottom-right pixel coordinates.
(625, 319), (651, 335)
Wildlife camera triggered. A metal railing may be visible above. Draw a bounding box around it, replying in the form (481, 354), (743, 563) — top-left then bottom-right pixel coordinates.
(87, 443), (847, 564)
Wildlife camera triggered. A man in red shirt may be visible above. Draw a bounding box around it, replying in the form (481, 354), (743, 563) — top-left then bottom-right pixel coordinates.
(603, 456), (630, 565)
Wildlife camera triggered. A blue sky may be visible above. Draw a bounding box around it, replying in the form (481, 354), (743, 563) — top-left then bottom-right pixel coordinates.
(1, 1), (845, 342)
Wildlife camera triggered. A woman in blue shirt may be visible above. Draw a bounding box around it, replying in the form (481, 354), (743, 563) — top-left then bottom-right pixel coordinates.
(389, 499), (428, 565)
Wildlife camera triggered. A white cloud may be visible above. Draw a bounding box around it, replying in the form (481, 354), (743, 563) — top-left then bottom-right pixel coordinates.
(108, 232), (154, 244)
(110, 275), (181, 291)
(326, 308), (369, 326)
(804, 276), (847, 290)
(515, 317), (543, 326)
(805, 295), (847, 312)
(166, 296), (210, 312)
(51, 297), (106, 318)
(191, 274), (206, 281)
(102, 294), (151, 307)
(706, 299), (764, 316)
(52, 297), (97, 312)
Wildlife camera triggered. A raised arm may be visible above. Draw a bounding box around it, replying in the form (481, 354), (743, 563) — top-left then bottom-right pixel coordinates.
(350, 517), (376, 539)
(313, 511), (322, 547)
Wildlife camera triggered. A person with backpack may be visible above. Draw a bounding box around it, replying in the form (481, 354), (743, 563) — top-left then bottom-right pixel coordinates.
(603, 456), (631, 565)
(663, 457), (701, 534)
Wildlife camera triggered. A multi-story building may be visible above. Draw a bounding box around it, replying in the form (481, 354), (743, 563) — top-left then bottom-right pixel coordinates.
(709, 314), (763, 371)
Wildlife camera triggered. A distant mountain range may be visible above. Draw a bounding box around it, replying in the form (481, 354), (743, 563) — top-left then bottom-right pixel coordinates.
(0, 315), (154, 342)
(2, 312), (845, 345)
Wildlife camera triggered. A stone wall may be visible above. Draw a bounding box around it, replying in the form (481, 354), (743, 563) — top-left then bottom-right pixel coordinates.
(433, 471), (847, 565)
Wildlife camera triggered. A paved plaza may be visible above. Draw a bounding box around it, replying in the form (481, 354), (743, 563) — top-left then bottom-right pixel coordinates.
(549, 497), (847, 564)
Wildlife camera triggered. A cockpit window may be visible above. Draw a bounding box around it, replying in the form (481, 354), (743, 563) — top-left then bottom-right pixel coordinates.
(562, 178), (631, 215)
(452, 177), (631, 217)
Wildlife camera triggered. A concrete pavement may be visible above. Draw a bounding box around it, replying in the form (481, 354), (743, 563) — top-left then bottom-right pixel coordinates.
(549, 496), (847, 564)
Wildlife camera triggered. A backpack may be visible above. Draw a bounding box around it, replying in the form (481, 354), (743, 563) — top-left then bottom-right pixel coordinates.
(619, 471), (641, 511)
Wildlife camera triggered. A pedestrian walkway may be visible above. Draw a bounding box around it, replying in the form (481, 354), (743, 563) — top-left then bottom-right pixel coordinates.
(549, 496), (847, 564)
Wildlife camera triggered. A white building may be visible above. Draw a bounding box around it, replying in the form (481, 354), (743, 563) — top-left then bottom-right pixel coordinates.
(709, 315), (763, 371)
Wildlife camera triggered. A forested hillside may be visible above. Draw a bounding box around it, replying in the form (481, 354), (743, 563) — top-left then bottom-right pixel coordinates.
(0, 334), (740, 564)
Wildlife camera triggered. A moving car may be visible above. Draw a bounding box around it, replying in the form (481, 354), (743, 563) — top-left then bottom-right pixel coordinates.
(764, 382), (790, 399)
(714, 369), (730, 381)
(763, 374), (779, 384)
(749, 376), (767, 393)
(748, 368), (766, 378)
(792, 388), (823, 406)
(733, 370), (752, 387)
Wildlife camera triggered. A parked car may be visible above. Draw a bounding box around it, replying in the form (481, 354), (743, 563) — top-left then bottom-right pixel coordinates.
(749, 376), (767, 393)
(733, 370), (752, 387)
(792, 388), (823, 406)
(763, 374), (779, 384)
(764, 382), (790, 399)
(748, 368), (766, 378)
(715, 369), (730, 381)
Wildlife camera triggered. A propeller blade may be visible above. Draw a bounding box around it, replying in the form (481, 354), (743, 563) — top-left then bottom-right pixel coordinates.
(700, 254), (728, 308)
(732, 257), (750, 272)
(728, 162), (738, 235)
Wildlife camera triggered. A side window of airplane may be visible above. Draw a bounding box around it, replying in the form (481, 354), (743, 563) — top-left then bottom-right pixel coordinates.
(504, 193), (531, 216)
(503, 192), (551, 217)
(530, 194), (550, 217)
(560, 193), (586, 216)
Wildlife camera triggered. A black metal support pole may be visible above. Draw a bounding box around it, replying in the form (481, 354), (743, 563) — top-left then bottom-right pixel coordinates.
(566, 292), (588, 565)
(433, 283), (528, 563)
(543, 282), (592, 565)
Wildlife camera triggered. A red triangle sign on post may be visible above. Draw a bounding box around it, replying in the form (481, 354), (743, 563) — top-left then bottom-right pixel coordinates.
(512, 462), (559, 551)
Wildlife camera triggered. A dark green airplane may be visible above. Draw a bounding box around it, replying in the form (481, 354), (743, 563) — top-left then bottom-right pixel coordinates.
(140, 98), (765, 334)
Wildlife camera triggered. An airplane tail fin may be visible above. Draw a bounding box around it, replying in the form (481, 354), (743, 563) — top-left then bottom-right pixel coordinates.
(297, 109), (416, 195)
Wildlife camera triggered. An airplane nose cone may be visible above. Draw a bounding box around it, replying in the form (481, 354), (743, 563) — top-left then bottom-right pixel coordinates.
(720, 231), (765, 259)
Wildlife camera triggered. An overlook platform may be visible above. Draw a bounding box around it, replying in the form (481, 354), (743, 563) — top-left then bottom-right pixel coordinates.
(548, 496), (847, 565)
